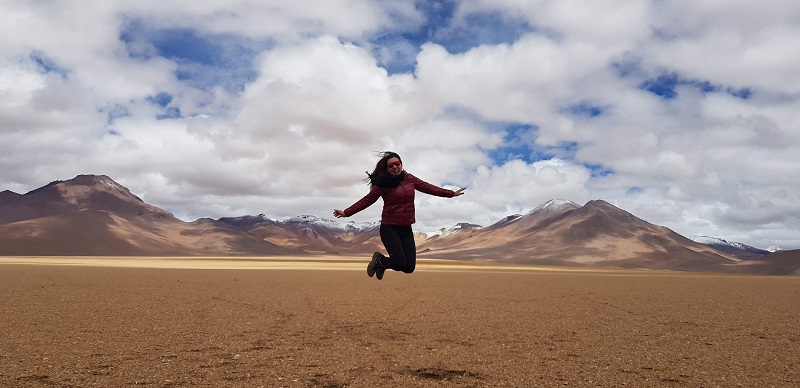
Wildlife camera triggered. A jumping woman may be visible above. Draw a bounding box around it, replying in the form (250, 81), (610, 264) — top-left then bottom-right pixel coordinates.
(333, 151), (465, 280)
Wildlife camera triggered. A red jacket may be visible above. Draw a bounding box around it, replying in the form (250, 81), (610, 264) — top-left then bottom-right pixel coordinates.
(344, 172), (454, 226)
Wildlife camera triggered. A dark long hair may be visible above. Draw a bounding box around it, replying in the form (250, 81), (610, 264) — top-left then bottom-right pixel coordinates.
(364, 151), (403, 186)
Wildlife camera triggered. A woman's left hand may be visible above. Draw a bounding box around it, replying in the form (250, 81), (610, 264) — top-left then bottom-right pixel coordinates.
(453, 188), (466, 197)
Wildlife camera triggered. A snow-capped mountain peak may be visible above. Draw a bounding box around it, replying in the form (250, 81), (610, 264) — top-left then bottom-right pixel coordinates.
(528, 199), (580, 215)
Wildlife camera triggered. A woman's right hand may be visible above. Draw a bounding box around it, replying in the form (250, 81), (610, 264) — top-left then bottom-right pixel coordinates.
(333, 209), (347, 218)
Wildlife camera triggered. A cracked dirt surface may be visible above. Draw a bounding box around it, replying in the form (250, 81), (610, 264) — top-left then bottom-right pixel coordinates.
(0, 261), (798, 387)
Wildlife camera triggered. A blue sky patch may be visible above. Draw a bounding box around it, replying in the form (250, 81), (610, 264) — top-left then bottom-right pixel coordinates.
(370, 34), (420, 74)
(371, 1), (531, 74)
(487, 123), (584, 165)
(489, 142), (537, 164)
(429, 10), (531, 54)
(486, 122), (615, 179)
(487, 123), (537, 164)
(585, 163), (614, 178)
(150, 29), (221, 65)
(640, 73), (753, 100)
(147, 92), (173, 107)
(121, 20), (268, 93)
(640, 74), (679, 99)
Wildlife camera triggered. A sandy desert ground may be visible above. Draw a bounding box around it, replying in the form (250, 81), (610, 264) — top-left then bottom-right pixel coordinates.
(1, 256), (797, 387)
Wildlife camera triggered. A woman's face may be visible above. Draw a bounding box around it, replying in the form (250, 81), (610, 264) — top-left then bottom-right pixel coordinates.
(386, 157), (403, 175)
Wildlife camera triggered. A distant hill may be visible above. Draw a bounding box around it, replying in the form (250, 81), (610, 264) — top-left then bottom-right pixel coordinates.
(692, 235), (770, 259)
(0, 175), (293, 256)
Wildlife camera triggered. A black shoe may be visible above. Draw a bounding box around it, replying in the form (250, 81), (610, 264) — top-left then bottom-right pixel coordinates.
(375, 264), (386, 280)
(367, 252), (381, 277)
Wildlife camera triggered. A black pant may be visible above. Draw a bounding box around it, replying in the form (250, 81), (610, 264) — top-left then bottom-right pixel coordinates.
(379, 224), (416, 273)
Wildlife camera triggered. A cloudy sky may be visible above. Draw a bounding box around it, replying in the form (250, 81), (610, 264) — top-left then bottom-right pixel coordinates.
(1, 0), (799, 249)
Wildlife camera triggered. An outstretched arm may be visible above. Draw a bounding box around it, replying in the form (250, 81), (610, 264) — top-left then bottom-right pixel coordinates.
(411, 174), (466, 198)
(333, 186), (383, 218)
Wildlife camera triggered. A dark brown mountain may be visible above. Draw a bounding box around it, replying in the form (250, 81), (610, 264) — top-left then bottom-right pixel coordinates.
(731, 249), (800, 275)
(0, 175), (293, 256)
(0, 190), (23, 202)
(0, 175), (165, 224)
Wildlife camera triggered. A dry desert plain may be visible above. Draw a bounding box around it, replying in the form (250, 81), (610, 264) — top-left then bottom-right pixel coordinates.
(0, 256), (798, 387)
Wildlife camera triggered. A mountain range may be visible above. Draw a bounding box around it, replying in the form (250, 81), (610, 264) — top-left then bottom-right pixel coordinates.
(1, 175), (797, 275)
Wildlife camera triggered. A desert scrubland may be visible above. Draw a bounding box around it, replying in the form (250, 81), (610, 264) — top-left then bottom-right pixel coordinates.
(1, 257), (797, 387)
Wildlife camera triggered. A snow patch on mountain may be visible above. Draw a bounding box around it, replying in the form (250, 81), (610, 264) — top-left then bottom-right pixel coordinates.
(692, 235), (768, 254)
(693, 235), (744, 248)
(279, 214), (378, 232)
(427, 222), (483, 238)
